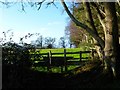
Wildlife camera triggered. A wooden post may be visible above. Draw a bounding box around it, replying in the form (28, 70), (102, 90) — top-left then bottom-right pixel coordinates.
(64, 49), (67, 71)
(49, 50), (52, 72)
(61, 66), (63, 73)
(91, 49), (94, 60)
(49, 50), (52, 65)
(80, 51), (82, 62)
(47, 52), (50, 71)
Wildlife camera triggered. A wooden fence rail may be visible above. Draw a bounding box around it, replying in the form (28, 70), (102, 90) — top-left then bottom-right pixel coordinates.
(30, 49), (95, 72)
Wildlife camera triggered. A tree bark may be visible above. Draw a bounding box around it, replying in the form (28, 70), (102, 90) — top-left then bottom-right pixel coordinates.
(104, 2), (120, 78)
(61, 0), (120, 78)
(85, 2), (104, 61)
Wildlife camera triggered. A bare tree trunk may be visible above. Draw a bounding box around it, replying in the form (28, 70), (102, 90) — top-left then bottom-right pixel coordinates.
(61, 0), (120, 79)
(104, 2), (120, 78)
(93, 38), (104, 60)
(85, 2), (104, 62)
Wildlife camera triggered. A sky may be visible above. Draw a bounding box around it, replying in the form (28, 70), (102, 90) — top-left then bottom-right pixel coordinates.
(0, 1), (70, 46)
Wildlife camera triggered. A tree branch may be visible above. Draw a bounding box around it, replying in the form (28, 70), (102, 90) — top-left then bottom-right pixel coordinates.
(117, 0), (120, 6)
(85, 2), (98, 35)
(60, 0), (105, 48)
(37, 0), (46, 10)
(91, 2), (105, 20)
(21, 1), (25, 12)
(46, 0), (58, 9)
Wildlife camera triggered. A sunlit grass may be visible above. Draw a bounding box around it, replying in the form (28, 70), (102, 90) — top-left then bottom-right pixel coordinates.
(30, 48), (92, 73)
(31, 65), (81, 73)
(31, 48), (90, 59)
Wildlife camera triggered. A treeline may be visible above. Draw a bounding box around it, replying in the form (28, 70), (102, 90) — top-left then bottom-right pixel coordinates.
(30, 35), (75, 49)
(1, 30), (92, 49)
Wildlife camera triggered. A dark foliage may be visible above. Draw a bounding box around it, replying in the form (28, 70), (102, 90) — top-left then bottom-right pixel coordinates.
(2, 42), (33, 88)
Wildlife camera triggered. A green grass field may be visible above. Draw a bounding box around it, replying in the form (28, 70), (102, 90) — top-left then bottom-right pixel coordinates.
(32, 48), (91, 59)
(30, 48), (92, 73)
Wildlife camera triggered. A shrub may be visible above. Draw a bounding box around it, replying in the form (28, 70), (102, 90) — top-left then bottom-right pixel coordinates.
(2, 42), (33, 88)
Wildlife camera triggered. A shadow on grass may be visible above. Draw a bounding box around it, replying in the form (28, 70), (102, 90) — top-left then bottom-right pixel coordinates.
(2, 61), (120, 88)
